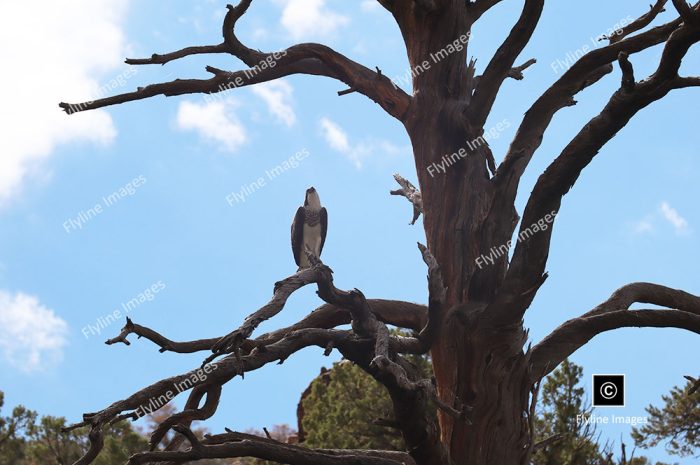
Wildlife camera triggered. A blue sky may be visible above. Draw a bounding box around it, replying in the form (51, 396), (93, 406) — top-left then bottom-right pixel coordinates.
(0, 1), (698, 463)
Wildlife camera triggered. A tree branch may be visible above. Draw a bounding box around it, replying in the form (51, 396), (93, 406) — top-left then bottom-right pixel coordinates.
(149, 384), (221, 450)
(507, 58), (537, 80)
(124, 44), (229, 66)
(530, 283), (700, 380)
(533, 433), (568, 451)
(123, 0), (263, 67)
(603, 0), (669, 44)
(103, 299), (427, 355)
(583, 282), (700, 317)
(70, 327), (362, 464)
(105, 317), (220, 353)
(299, 254), (450, 465)
(618, 52), (636, 92)
(390, 173), (423, 225)
(530, 309), (700, 381)
(472, 58), (537, 88)
(59, 2), (411, 122)
(672, 0), (700, 26)
(469, 0), (544, 127)
(128, 426), (412, 465)
(466, 0), (506, 26)
(210, 265), (328, 358)
(673, 75), (700, 87)
(417, 242), (446, 348)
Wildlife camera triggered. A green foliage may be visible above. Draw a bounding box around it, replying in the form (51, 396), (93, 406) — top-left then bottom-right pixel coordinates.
(1, 391), (294, 465)
(300, 361), (405, 450)
(0, 391), (36, 465)
(22, 415), (147, 465)
(532, 359), (602, 465)
(0, 390), (151, 465)
(632, 379), (699, 457)
(24, 415), (84, 465)
(299, 328), (433, 451)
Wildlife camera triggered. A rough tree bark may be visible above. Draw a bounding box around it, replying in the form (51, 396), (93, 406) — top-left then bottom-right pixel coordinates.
(60, 1), (700, 465)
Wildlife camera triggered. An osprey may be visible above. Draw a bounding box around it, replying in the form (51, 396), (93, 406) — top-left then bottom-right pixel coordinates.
(291, 187), (328, 269)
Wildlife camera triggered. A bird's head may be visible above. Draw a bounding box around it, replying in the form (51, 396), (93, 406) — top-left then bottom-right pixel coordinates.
(304, 187), (321, 209)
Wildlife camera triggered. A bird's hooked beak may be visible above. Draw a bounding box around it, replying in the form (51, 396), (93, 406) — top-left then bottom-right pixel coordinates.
(304, 187), (320, 207)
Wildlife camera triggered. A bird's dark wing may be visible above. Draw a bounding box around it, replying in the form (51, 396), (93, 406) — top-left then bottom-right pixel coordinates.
(291, 207), (305, 267)
(320, 207), (328, 254)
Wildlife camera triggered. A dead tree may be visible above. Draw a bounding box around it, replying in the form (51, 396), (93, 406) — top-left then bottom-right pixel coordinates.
(60, 1), (700, 464)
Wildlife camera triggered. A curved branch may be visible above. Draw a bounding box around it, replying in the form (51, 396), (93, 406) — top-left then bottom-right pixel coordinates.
(530, 309), (700, 381)
(124, 0), (262, 67)
(60, 2), (411, 121)
(105, 317), (220, 353)
(470, 0), (544, 127)
(149, 384), (221, 450)
(466, 0), (505, 25)
(210, 266), (326, 358)
(104, 299), (427, 355)
(603, 0), (669, 44)
(221, 0), (266, 65)
(530, 282), (700, 380)
(584, 282), (700, 317)
(672, 0), (700, 25)
(257, 299), (428, 344)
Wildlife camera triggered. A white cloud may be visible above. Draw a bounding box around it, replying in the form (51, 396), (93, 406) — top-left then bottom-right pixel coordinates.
(280, 0), (349, 40)
(0, 1), (130, 207)
(660, 201), (689, 234)
(630, 202), (692, 236)
(319, 117), (406, 169)
(361, 0), (382, 12)
(320, 118), (351, 153)
(251, 80), (296, 127)
(632, 219), (654, 235)
(0, 291), (68, 372)
(176, 99), (248, 152)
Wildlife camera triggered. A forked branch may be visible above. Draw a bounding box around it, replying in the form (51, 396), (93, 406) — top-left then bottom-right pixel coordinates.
(493, 2), (693, 207)
(470, 0), (544, 127)
(59, 1), (411, 121)
(495, 5), (700, 321)
(530, 283), (700, 381)
(69, 254), (435, 465)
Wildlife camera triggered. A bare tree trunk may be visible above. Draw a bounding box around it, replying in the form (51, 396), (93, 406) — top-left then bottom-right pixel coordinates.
(409, 118), (531, 463)
(397, 5), (534, 459)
